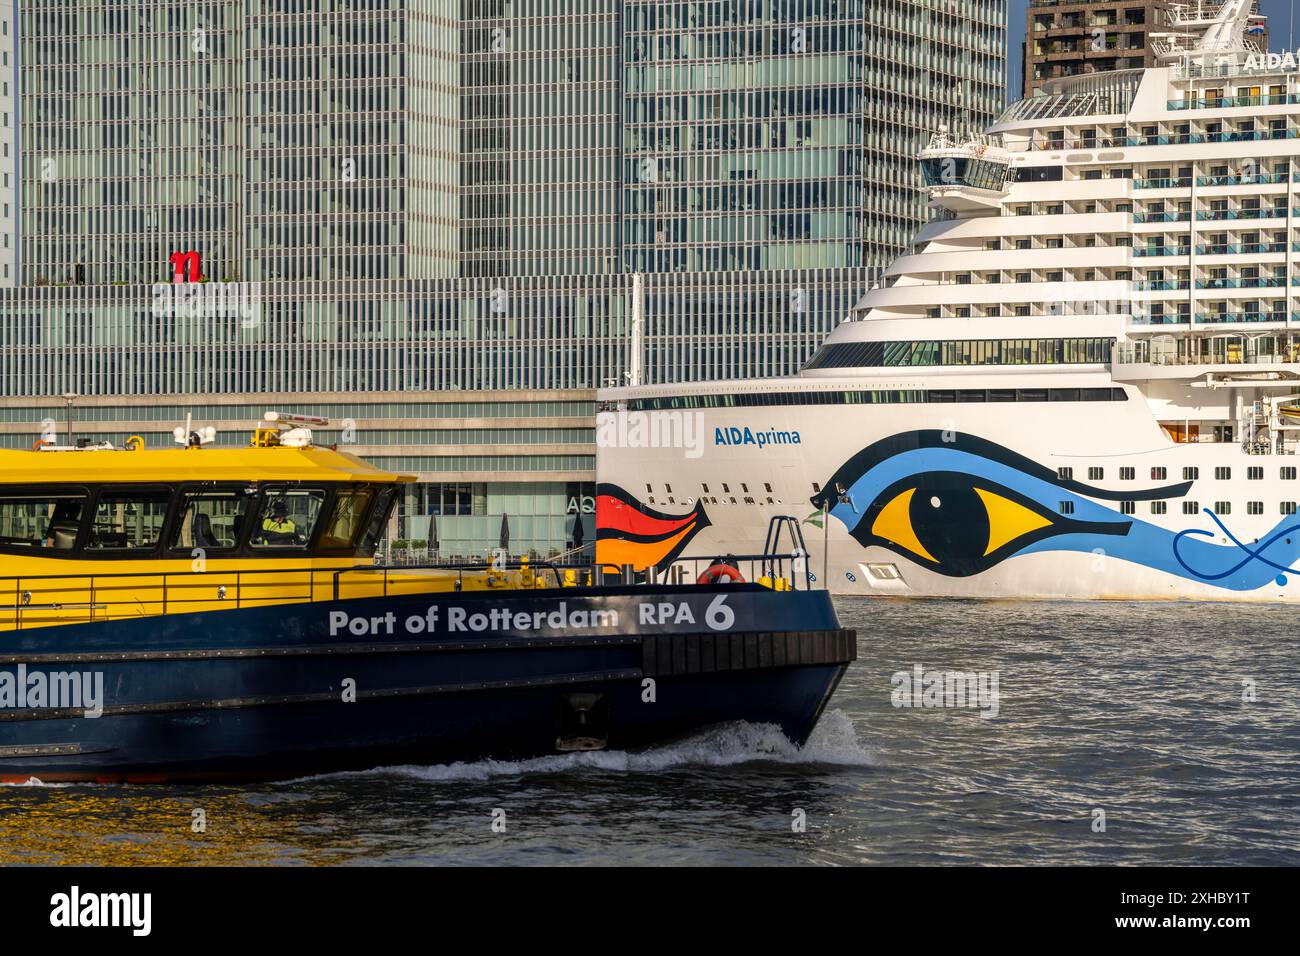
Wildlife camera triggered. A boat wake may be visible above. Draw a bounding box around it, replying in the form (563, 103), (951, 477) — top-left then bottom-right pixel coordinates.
(332, 710), (874, 785)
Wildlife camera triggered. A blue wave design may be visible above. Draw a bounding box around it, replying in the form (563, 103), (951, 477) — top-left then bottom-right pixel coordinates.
(1173, 511), (1300, 584)
(826, 441), (1300, 592)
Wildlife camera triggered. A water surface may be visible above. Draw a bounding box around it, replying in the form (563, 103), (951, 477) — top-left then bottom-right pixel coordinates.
(3, 598), (1297, 865)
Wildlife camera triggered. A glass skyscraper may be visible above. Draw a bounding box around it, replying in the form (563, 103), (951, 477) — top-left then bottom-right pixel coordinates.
(0, 0), (1006, 556)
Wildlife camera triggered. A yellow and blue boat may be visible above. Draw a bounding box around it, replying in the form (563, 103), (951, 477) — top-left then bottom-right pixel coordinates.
(0, 415), (853, 782)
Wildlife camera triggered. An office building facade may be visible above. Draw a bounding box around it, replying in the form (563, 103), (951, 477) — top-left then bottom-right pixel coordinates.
(1, 0), (1005, 557)
(1023, 1), (1268, 98)
(0, 1), (15, 286)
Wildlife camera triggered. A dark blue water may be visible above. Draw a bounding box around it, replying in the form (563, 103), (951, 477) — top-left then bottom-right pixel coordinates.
(3, 597), (1298, 865)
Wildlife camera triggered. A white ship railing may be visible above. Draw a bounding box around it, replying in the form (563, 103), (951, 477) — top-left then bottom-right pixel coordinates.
(1115, 348), (1300, 367)
(1166, 0), (1236, 27)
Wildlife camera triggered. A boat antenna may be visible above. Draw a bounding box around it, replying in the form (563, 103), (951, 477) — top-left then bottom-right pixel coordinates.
(173, 413), (216, 448)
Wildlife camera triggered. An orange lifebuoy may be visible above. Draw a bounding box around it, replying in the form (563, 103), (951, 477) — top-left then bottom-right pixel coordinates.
(698, 563), (744, 585)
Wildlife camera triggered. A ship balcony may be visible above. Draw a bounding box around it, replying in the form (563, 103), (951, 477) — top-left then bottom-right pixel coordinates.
(1168, 94), (1294, 111)
(1139, 241), (1293, 259)
(1196, 208), (1293, 221)
(1136, 173), (1288, 191)
(1133, 212), (1193, 224)
(1132, 277), (1286, 293)
(1194, 241), (1287, 257)
(1029, 129), (1298, 152)
(1198, 277), (1288, 290)
(1135, 176), (1194, 190)
(1197, 172), (1287, 187)
(1200, 311), (1292, 325)
(1130, 311), (1295, 331)
(1113, 346), (1300, 383)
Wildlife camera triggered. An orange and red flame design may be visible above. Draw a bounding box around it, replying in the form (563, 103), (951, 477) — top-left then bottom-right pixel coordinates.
(595, 484), (711, 572)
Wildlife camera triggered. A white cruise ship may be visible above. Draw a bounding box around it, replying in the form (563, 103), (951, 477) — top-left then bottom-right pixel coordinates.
(595, 1), (1300, 601)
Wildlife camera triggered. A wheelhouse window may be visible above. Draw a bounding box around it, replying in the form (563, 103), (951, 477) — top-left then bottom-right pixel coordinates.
(171, 490), (253, 551)
(0, 493), (86, 550)
(86, 491), (170, 552)
(249, 489), (326, 549)
(357, 487), (397, 555)
(320, 487), (377, 550)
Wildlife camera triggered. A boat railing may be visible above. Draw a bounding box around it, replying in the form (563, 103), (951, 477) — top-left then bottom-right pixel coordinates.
(0, 566), (339, 631)
(623, 550), (814, 591)
(330, 560), (580, 598)
(0, 551), (815, 631)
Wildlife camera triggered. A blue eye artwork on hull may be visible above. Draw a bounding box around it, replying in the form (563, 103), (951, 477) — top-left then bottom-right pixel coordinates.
(810, 431), (1300, 591)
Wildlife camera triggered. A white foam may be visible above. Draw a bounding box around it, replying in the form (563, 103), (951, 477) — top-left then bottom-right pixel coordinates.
(320, 709), (874, 784)
(0, 776), (75, 788)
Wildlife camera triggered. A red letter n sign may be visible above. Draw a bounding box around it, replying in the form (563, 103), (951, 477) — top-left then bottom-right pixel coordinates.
(170, 250), (204, 283)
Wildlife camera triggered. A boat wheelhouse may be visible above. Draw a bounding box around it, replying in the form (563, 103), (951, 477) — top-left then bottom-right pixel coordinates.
(0, 418), (412, 629)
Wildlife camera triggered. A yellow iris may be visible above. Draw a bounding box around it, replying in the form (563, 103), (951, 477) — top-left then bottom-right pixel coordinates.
(871, 485), (1053, 562)
(870, 487), (937, 562)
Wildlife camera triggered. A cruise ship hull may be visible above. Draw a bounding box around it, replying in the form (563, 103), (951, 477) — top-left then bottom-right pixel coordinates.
(0, 587), (854, 782)
(596, 374), (1300, 602)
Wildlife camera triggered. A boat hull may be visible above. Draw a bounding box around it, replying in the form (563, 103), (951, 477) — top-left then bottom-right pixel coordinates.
(0, 586), (853, 782)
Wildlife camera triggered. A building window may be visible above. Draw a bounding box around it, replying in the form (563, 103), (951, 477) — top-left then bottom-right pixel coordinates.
(1058, 467), (1073, 480)
(1182, 501), (1199, 515)
(1151, 467), (1167, 480)
(1121, 501), (1135, 514)
(1282, 501), (1297, 515)
(1282, 468), (1297, 480)
(1214, 501), (1231, 514)
(1059, 501), (1075, 515)
(1151, 501), (1167, 515)
(1119, 467), (1135, 480)
(1215, 467), (1231, 480)
(1248, 467), (1263, 480)
(1248, 501), (1264, 515)
(1088, 467), (1104, 480)
(1183, 467), (1199, 480)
